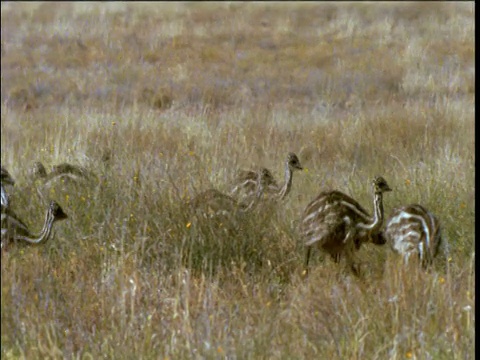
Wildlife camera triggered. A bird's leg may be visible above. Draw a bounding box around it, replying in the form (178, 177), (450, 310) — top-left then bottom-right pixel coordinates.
(343, 227), (361, 276)
(303, 246), (312, 277)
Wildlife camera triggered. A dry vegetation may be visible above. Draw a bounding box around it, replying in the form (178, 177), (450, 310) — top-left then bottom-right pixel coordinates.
(1, 2), (474, 359)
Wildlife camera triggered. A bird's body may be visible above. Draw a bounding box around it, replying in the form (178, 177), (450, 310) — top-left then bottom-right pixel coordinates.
(1, 166), (15, 209)
(51, 163), (91, 180)
(29, 162), (94, 203)
(384, 204), (443, 267)
(1, 166), (14, 186)
(1, 184), (10, 209)
(31, 161), (92, 185)
(230, 168), (278, 198)
(189, 168), (270, 230)
(301, 176), (391, 275)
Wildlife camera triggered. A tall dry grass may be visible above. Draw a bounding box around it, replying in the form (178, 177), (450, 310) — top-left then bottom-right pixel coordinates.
(1, 2), (474, 359)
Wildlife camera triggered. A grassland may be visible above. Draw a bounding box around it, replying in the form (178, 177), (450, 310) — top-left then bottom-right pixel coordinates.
(0, 2), (475, 359)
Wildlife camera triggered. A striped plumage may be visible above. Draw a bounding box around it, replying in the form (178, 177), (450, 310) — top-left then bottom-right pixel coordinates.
(189, 168), (270, 232)
(230, 167), (278, 198)
(384, 204), (443, 267)
(1, 166), (14, 186)
(31, 161), (92, 185)
(1, 185), (9, 209)
(1, 166), (15, 209)
(191, 168), (269, 215)
(230, 152), (303, 202)
(301, 176), (392, 275)
(1, 200), (68, 251)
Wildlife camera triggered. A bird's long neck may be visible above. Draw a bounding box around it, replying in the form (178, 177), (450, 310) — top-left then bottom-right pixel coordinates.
(14, 209), (55, 245)
(357, 191), (384, 233)
(278, 162), (293, 200)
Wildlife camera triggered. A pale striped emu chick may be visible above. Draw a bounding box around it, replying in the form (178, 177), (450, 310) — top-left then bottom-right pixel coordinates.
(384, 204), (443, 268)
(1, 200), (68, 251)
(230, 152), (303, 201)
(1, 166), (15, 209)
(301, 176), (392, 276)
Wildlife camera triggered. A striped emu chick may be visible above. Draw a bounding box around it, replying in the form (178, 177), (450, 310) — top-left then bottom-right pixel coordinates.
(230, 152), (303, 202)
(188, 169), (270, 234)
(190, 168), (270, 218)
(1, 166), (15, 209)
(384, 204), (443, 268)
(1, 200), (68, 251)
(301, 176), (392, 276)
(230, 167), (277, 198)
(31, 161), (92, 185)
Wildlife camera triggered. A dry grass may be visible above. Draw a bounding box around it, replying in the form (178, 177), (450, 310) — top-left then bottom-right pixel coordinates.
(1, 2), (474, 359)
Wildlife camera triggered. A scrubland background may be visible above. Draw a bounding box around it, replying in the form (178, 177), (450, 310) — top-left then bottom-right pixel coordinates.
(0, 2), (475, 359)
